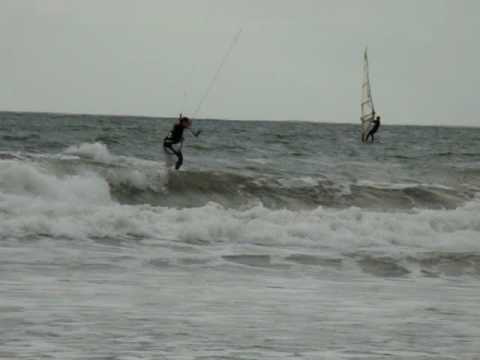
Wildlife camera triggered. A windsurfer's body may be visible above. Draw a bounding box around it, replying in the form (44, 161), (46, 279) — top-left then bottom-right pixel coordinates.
(366, 115), (381, 143)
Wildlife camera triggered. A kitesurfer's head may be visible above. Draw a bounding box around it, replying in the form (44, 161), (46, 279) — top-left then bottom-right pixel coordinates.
(180, 116), (192, 128)
(376, 116), (381, 121)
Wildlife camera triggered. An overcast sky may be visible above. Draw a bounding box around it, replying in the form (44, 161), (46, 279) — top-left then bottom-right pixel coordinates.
(0, 0), (479, 126)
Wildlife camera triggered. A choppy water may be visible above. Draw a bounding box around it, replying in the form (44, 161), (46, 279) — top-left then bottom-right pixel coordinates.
(1, 111), (479, 359)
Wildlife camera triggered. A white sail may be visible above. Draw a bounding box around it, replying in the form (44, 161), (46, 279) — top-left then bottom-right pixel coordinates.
(361, 48), (375, 142)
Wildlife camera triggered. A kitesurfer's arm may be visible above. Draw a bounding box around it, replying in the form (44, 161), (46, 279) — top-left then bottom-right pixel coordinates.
(190, 128), (201, 137)
(185, 118), (201, 137)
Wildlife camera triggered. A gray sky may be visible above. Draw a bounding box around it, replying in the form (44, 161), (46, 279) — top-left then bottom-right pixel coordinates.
(0, 0), (479, 126)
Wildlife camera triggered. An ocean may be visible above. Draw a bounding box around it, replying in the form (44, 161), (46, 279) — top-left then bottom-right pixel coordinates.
(0, 111), (479, 359)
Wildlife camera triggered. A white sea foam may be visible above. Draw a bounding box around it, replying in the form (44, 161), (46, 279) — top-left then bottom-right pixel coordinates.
(65, 142), (115, 163)
(355, 179), (454, 191)
(0, 160), (111, 204)
(276, 176), (319, 188)
(63, 142), (168, 191)
(1, 159), (479, 260)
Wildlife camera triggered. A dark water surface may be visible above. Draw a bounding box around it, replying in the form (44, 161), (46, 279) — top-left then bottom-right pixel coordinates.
(1, 111), (479, 359)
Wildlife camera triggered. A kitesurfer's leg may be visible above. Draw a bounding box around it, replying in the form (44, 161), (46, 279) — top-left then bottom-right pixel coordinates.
(163, 144), (183, 170)
(164, 144), (176, 169)
(175, 151), (183, 170)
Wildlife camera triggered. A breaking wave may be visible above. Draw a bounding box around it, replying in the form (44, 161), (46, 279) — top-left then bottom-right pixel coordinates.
(0, 142), (477, 210)
(2, 142), (469, 210)
(0, 147), (479, 278)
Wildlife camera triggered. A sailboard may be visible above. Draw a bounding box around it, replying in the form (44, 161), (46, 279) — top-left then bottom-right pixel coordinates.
(361, 48), (377, 142)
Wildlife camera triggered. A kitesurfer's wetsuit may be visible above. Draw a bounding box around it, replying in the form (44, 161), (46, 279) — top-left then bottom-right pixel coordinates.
(163, 124), (184, 170)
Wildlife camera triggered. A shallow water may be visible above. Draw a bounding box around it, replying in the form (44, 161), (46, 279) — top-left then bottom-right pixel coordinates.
(1, 111), (479, 359)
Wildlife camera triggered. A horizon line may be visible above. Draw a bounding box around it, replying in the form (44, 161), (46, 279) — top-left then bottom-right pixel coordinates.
(0, 109), (478, 129)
